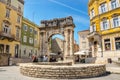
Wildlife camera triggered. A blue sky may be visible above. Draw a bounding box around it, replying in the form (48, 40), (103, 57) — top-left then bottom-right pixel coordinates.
(24, 0), (90, 44)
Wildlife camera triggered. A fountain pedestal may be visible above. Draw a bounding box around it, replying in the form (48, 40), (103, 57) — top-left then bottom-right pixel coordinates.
(64, 56), (74, 64)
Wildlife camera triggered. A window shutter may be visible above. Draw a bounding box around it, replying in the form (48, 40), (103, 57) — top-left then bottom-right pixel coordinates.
(109, 2), (111, 10)
(8, 27), (11, 34)
(105, 3), (108, 12)
(107, 19), (110, 29)
(90, 26), (93, 32)
(116, 0), (120, 7)
(98, 6), (101, 14)
(2, 23), (5, 31)
(90, 12), (92, 19)
(94, 24), (96, 31)
(93, 10), (95, 17)
(118, 16), (120, 26)
(100, 21), (103, 30)
(110, 18), (114, 28)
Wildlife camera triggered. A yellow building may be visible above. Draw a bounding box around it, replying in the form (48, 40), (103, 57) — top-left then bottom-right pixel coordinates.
(0, 0), (24, 57)
(88, 0), (120, 60)
(21, 17), (40, 58)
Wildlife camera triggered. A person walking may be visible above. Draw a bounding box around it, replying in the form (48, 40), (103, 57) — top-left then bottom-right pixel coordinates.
(43, 55), (48, 62)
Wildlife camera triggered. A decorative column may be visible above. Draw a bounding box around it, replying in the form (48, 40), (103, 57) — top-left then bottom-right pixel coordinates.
(63, 28), (74, 62)
(69, 29), (74, 56)
(63, 29), (68, 60)
(40, 31), (47, 56)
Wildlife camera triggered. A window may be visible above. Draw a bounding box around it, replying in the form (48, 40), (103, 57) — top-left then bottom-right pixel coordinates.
(115, 37), (120, 50)
(82, 42), (86, 48)
(3, 25), (10, 34)
(6, 9), (10, 18)
(30, 28), (33, 33)
(29, 38), (33, 44)
(90, 24), (96, 32)
(23, 24), (28, 31)
(111, 0), (117, 9)
(17, 15), (21, 23)
(18, 6), (21, 12)
(101, 4), (106, 13)
(104, 39), (111, 50)
(101, 19), (109, 30)
(16, 27), (20, 39)
(103, 20), (108, 30)
(113, 17), (120, 27)
(0, 44), (4, 53)
(101, 3), (107, 13)
(7, 0), (11, 4)
(23, 36), (27, 42)
(91, 9), (95, 18)
(24, 49), (26, 55)
(6, 45), (10, 53)
(34, 30), (37, 34)
(81, 35), (85, 40)
(34, 39), (37, 45)
(92, 24), (96, 32)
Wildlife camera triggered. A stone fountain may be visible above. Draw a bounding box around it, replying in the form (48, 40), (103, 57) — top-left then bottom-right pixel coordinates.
(20, 57), (106, 79)
(19, 16), (106, 79)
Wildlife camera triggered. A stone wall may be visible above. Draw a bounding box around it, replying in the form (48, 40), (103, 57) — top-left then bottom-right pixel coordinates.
(11, 58), (32, 65)
(0, 53), (10, 66)
(20, 63), (106, 79)
(33, 62), (72, 66)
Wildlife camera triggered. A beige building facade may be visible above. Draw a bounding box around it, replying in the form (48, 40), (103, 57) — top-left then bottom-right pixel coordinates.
(73, 40), (79, 53)
(0, 0), (24, 57)
(78, 30), (90, 52)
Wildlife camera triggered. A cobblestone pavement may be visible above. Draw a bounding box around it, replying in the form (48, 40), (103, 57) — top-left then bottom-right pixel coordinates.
(106, 63), (120, 74)
(0, 66), (120, 80)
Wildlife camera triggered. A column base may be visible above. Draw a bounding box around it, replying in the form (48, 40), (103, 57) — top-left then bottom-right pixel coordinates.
(64, 56), (74, 64)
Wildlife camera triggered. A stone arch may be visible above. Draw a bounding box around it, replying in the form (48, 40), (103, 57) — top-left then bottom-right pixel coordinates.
(39, 16), (75, 61)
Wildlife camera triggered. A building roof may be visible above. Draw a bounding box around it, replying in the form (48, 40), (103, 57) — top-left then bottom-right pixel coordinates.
(18, 0), (24, 4)
(78, 30), (89, 33)
(22, 17), (39, 28)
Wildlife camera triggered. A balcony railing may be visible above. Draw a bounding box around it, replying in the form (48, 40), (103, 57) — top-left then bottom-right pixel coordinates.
(0, 31), (15, 41)
(87, 31), (101, 38)
(15, 37), (20, 41)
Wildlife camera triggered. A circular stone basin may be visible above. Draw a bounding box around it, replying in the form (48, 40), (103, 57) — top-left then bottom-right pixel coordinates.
(20, 62), (106, 79)
(32, 61), (72, 66)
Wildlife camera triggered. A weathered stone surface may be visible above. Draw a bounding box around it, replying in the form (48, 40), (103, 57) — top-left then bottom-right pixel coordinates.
(0, 53), (10, 66)
(20, 63), (106, 79)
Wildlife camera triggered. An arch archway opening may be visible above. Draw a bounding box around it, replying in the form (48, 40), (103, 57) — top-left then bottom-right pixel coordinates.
(48, 34), (65, 56)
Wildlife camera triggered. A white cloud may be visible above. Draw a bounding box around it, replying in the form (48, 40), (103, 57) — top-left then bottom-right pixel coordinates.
(48, 0), (88, 15)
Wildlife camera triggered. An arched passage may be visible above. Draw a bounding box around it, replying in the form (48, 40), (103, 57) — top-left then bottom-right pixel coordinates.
(39, 16), (75, 61)
(49, 34), (64, 56)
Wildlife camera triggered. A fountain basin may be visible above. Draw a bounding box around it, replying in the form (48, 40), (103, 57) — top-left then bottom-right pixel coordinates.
(20, 62), (106, 79)
(32, 61), (72, 66)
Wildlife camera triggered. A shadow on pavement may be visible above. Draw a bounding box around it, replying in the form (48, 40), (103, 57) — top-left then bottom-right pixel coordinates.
(0, 68), (6, 72)
(71, 71), (111, 79)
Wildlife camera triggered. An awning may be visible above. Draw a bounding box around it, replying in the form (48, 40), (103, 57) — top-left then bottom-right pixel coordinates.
(74, 51), (86, 55)
(50, 53), (57, 55)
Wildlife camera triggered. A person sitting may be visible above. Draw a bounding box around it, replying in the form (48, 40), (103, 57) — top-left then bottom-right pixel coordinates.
(49, 56), (56, 62)
(43, 55), (48, 62)
(32, 55), (38, 62)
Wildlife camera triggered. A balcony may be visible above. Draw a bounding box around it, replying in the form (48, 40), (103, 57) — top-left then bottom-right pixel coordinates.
(0, 31), (15, 42)
(15, 37), (20, 42)
(87, 31), (101, 40)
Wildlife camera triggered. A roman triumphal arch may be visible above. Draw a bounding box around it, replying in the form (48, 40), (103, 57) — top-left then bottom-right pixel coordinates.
(39, 16), (75, 60)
